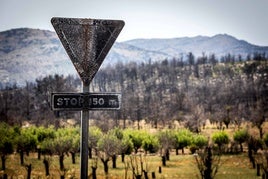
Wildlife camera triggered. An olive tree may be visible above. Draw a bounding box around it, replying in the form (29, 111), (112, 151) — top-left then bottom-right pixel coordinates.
(190, 134), (208, 154)
(121, 133), (134, 162)
(0, 123), (15, 170)
(157, 129), (175, 166)
(52, 128), (73, 171)
(142, 133), (159, 154)
(88, 126), (103, 158)
(35, 126), (55, 160)
(40, 139), (53, 176)
(174, 129), (193, 155)
(97, 133), (121, 175)
(212, 131), (229, 152)
(233, 129), (249, 152)
(68, 127), (80, 164)
(109, 127), (124, 168)
(124, 129), (146, 153)
(15, 127), (37, 165)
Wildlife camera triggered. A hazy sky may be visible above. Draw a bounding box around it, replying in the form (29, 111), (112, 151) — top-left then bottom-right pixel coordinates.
(1, 0), (268, 45)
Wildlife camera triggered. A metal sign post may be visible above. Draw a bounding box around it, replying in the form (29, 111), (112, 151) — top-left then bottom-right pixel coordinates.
(81, 84), (89, 178)
(51, 17), (124, 178)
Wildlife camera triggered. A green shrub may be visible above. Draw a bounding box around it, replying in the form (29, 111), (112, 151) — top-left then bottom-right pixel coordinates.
(192, 134), (209, 148)
(174, 129), (193, 154)
(142, 134), (159, 153)
(189, 134), (208, 154)
(233, 129), (249, 152)
(0, 123), (15, 170)
(212, 131), (229, 151)
(124, 129), (147, 153)
(121, 134), (134, 155)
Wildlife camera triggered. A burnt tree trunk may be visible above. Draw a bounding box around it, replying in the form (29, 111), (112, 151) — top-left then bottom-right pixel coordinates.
(239, 143), (243, 153)
(1, 155), (6, 170)
(20, 150), (24, 165)
(101, 158), (109, 175)
(37, 148), (41, 160)
(70, 152), (76, 164)
(161, 156), (166, 166)
(175, 148), (179, 155)
(43, 158), (50, 176)
(25, 164), (32, 179)
(88, 147), (92, 159)
(59, 154), (64, 171)
(204, 147), (212, 179)
(121, 153), (125, 162)
(248, 142), (256, 169)
(92, 166), (97, 179)
(165, 149), (170, 161)
(112, 155), (117, 168)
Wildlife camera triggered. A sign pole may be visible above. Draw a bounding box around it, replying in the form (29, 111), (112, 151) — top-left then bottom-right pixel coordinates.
(51, 17), (124, 178)
(80, 83), (89, 178)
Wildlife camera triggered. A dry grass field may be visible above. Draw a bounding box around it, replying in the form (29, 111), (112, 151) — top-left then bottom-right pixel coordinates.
(1, 152), (261, 178)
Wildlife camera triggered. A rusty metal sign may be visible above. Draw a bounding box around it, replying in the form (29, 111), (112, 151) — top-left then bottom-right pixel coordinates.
(51, 17), (125, 85)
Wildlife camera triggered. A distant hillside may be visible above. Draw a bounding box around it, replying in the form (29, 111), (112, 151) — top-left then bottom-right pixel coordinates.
(0, 28), (75, 85)
(0, 28), (268, 86)
(124, 34), (268, 58)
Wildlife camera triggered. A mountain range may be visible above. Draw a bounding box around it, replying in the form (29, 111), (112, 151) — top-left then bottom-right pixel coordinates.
(0, 28), (268, 86)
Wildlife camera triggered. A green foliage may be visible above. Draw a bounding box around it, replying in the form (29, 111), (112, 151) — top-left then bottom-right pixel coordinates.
(52, 128), (73, 155)
(16, 127), (37, 153)
(212, 131), (229, 149)
(190, 134), (208, 153)
(192, 134), (209, 148)
(0, 123), (15, 155)
(88, 126), (103, 149)
(233, 129), (249, 144)
(36, 126), (56, 143)
(142, 133), (159, 153)
(39, 127), (74, 156)
(109, 127), (124, 140)
(40, 138), (53, 155)
(121, 134), (134, 155)
(124, 129), (146, 153)
(30, 126), (56, 159)
(68, 127), (80, 153)
(174, 129), (193, 150)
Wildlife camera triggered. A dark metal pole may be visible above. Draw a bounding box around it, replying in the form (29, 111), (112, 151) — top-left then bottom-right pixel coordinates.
(80, 83), (89, 178)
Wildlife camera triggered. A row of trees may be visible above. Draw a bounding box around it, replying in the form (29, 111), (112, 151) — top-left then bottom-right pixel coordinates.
(0, 52), (267, 132)
(0, 123), (258, 178)
(2, 122), (268, 178)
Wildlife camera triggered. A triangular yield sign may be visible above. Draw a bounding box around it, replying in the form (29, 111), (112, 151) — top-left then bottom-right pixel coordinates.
(51, 17), (125, 85)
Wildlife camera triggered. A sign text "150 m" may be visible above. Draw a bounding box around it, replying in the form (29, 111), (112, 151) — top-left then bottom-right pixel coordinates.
(51, 93), (121, 111)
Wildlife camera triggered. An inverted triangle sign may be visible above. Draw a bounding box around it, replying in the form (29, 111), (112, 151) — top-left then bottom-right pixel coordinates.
(51, 17), (125, 85)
